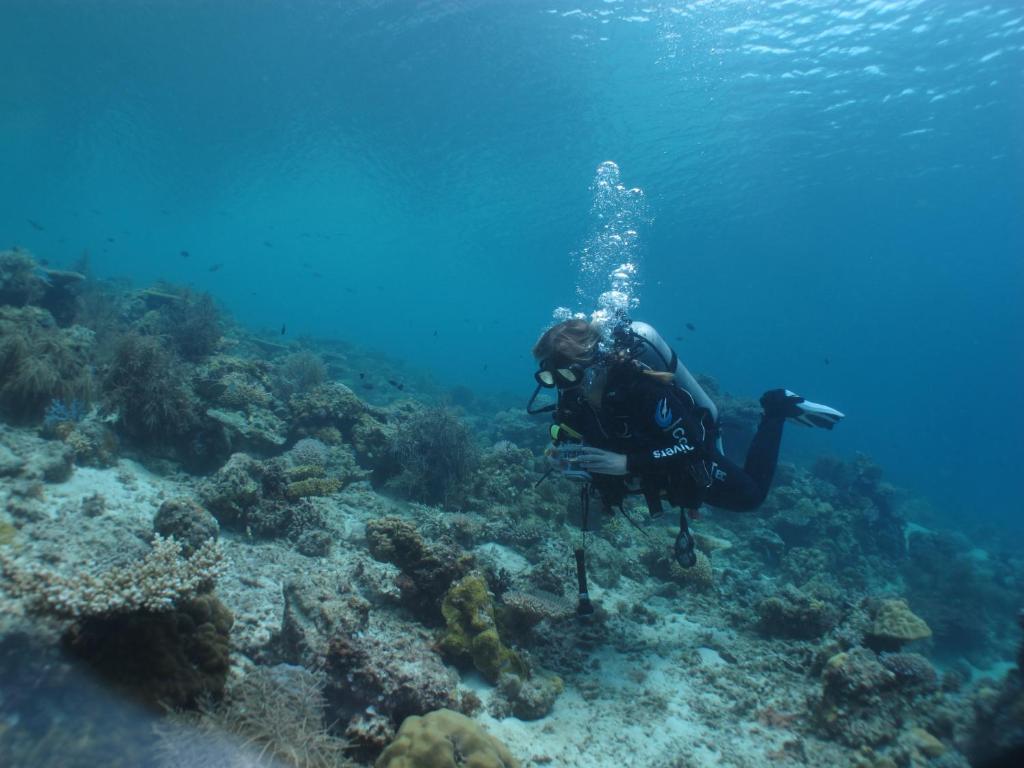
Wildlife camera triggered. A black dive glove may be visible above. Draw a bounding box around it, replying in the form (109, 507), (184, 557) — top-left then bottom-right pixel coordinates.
(674, 528), (697, 569)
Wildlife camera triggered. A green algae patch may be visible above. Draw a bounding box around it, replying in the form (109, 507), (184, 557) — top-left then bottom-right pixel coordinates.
(285, 476), (342, 500)
(441, 574), (526, 683)
(0, 519), (15, 547)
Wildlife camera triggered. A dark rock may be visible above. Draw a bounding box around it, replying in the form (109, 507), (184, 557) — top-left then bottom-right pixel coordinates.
(62, 593), (233, 710)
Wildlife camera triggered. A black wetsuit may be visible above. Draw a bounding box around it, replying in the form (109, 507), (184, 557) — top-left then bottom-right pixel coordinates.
(557, 362), (783, 513)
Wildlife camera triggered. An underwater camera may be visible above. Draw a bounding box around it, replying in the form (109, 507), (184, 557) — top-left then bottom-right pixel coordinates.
(547, 423), (592, 481)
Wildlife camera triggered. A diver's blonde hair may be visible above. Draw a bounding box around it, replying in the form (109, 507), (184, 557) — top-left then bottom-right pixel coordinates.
(532, 319), (602, 365)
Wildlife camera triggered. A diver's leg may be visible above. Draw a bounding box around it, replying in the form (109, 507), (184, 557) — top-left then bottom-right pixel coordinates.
(742, 413), (785, 496)
(704, 414), (785, 512)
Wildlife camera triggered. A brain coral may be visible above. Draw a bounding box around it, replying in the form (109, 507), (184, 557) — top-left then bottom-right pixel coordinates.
(375, 709), (519, 768)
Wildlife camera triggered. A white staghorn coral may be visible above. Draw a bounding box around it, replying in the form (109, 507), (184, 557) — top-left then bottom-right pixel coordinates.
(0, 533), (226, 618)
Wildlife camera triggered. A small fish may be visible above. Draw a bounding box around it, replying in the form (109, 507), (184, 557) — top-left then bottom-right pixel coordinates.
(387, 379), (404, 391)
(432, 330), (438, 337)
(674, 336), (683, 341)
(824, 357), (831, 366)
(180, 250), (190, 258)
(362, 382), (375, 391)
(106, 237), (115, 243)
(686, 322), (696, 331)
(359, 372), (365, 379)
(209, 263), (223, 272)
(263, 240), (273, 248)
(27, 218), (45, 231)
(280, 323), (286, 336)
(482, 364), (488, 372)
(312, 272), (323, 278)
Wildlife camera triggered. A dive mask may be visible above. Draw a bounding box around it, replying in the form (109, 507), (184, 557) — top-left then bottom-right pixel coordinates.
(534, 362), (585, 389)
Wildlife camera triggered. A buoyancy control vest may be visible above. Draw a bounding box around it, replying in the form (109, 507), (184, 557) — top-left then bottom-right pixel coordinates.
(624, 321), (723, 453)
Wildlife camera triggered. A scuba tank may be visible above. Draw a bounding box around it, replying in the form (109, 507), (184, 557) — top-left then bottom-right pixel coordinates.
(620, 321), (723, 453)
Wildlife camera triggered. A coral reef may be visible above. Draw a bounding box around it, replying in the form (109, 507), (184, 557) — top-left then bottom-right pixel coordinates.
(642, 546), (715, 593)
(491, 672), (564, 720)
(64, 592), (233, 709)
(0, 247), (48, 306)
(196, 354), (288, 451)
(375, 709), (519, 768)
(757, 584), (837, 639)
(384, 405), (478, 507)
(102, 333), (198, 446)
(0, 533), (225, 618)
(440, 573), (527, 683)
(959, 615), (1024, 766)
(289, 382), (392, 468)
(866, 598), (932, 652)
(274, 350), (328, 398)
(152, 287), (222, 361)
(498, 589), (575, 633)
(0, 306), (94, 423)
(365, 516), (474, 624)
(198, 453), (335, 546)
(326, 624), (462, 750)
(153, 498), (220, 556)
(1, 248), (1022, 768)
(155, 663), (353, 768)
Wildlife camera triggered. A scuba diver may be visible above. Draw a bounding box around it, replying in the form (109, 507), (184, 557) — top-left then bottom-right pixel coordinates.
(527, 317), (844, 612)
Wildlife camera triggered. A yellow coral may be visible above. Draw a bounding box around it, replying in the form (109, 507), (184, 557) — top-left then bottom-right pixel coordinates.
(376, 709), (519, 768)
(869, 599), (932, 647)
(285, 477), (341, 500)
(287, 464), (326, 482)
(668, 549), (714, 590)
(441, 574), (526, 683)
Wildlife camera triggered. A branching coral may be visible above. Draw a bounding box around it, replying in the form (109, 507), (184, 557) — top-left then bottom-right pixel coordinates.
(0, 534), (225, 618)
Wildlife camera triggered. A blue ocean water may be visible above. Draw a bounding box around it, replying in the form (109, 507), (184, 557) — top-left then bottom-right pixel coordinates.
(0, 0), (1021, 535)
